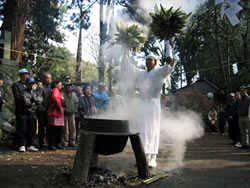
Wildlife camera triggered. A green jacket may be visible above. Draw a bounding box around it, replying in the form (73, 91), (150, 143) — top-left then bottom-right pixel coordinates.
(62, 91), (78, 115)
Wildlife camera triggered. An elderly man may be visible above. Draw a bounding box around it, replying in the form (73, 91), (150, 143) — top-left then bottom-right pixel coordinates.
(121, 54), (174, 167)
(62, 82), (78, 147)
(36, 72), (52, 150)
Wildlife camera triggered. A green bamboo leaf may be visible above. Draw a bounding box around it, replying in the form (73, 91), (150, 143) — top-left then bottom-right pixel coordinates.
(149, 3), (191, 40)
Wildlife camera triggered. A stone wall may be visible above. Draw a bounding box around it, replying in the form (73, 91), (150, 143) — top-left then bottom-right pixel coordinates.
(0, 59), (19, 137)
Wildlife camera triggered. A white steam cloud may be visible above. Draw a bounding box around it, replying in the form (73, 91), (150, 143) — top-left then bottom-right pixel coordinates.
(159, 109), (204, 170)
(138, 0), (203, 14)
(95, 55), (204, 171)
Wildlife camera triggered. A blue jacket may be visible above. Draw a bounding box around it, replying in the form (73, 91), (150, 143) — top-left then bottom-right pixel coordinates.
(92, 89), (109, 110)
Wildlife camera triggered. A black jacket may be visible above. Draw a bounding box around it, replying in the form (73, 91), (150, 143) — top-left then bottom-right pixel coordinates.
(23, 88), (43, 115)
(237, 95), (250, 116)
(36, 84), (51, 112)
(226, 100), (238, 117)
(12, 80), (26, 114)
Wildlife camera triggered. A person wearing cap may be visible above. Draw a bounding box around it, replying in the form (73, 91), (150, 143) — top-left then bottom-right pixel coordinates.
(62, 82), (78, 147)
(12, 68), (30, 113)
(226, 93), (240, 145)
(16, 77), (42, 152)
(236, 86), (250, 149)
(36, 72), (52, 150)
(64, 75), (72, 83)
(120, 52), (175, 168)
(35, 77), (43, 88)
(92, 82), (109, 111)
(0, 73), (6, 112)
(12, 68), (30, 151)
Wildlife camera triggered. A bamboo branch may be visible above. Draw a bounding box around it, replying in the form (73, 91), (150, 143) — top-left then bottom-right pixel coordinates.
(142, 174), (168, 184)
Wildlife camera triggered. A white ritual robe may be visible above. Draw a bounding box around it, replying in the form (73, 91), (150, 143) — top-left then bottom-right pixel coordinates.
(122, 55), (174, 154)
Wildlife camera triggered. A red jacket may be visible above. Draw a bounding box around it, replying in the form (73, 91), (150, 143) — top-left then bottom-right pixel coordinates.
(48, 88), (64, 117)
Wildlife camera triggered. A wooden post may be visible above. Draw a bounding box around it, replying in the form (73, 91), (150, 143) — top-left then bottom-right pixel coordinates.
(130, 133), (150, 179)
(90, 153), (98, 167)
(71, 132), (96, 184)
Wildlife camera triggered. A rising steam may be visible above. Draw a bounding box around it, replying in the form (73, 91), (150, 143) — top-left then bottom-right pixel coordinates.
(94, 0), (205, 171)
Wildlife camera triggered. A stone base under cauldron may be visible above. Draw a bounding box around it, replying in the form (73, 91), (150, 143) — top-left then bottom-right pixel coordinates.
(71, 132), (149, 184)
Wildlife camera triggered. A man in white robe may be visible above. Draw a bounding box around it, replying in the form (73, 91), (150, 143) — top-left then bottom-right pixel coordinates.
(121, 54), (175, 167)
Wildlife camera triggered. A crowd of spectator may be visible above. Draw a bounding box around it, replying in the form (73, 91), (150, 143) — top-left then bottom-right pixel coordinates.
(0, 69), (249, 153)
(1, 69), (109, 152)
(207, 86), (250, 149)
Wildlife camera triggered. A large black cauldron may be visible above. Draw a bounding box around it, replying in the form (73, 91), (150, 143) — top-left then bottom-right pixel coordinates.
(83, 118), (133, 155)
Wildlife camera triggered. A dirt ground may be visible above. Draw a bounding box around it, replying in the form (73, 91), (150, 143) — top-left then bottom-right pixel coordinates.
(0, 133), (250, 188)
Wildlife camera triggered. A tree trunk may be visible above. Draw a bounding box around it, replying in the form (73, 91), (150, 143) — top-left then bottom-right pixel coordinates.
(214, 7), (227, 88)
(76, 26), (83, 82)
(75, 5), (85, 83)
(226, 30), (232, 94)
(98, 0), (105, 83)
(98, 0), (113, 83)
(242, 9), (250, 67)
(1, 0), (29, 62)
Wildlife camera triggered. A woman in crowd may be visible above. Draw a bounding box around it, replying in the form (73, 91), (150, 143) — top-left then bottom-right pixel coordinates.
(47, 80), (64, 150)
(78, 85), (97, 130)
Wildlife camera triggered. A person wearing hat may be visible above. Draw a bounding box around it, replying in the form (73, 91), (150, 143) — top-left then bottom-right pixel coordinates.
(35, 77), (43, 88)
(92, 82), (109, 111)
(0, 73), (6, 112)
(64, 75), (72, 83)
(16, 77), (42, 152)
(12, 68), (30, 151)
(120, 53), (175, 168)
(62, 82), (78, 147)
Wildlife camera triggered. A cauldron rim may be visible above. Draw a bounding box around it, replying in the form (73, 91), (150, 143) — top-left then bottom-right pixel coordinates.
(83, 118), (135, 136)
(85, 117), (129, 121)
(81, 130), (135, 136)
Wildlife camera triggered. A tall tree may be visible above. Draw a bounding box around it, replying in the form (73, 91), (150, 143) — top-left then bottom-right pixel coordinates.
(0, 0), (65, 63)
(98, 0), (116, 82)
(67, 0), (95, 82)
(175, 0), (250, 92)
(22, 0), (66, 74)
(1, 0), (29, 62)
